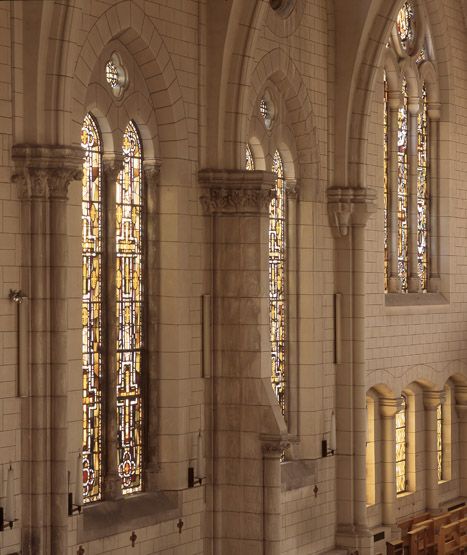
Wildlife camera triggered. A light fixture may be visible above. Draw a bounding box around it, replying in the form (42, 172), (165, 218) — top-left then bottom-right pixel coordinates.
(188, 430), (205, 488)
(1, 463), (16, 531)
(68, 453), (83, 516)
(322, 410), (337, 457)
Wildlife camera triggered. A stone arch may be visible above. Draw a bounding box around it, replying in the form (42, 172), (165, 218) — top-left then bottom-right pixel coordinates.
(70, 1), (188, 161)
(346, 0), (453, 188)
(240, 48), (321, 201)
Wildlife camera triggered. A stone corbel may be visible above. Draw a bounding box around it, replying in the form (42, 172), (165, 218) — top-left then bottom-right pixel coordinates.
(327, 186), (376, 237)
(199, 169), (275, 215)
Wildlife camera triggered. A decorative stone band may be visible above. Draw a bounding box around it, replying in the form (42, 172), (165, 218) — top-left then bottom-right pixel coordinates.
(327, 186), (377, 237)
(12, 144), (83, 200)
(199, 169), (276, 215)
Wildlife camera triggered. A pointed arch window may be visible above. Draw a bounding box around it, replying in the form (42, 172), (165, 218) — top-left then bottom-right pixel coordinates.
(245, 143), (255, 171)
(81, 117), (147, 501)
(396, 395), (408, 494)
(116, 121), (145, 494)
(383, 2), (437, 295)
(270, 150), (287, 415)
(81, 113), (104, 503)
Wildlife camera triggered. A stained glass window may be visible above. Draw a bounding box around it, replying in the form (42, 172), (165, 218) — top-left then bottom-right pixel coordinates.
(246, 144), (255, 171)
(116, 121), (144, 494)
(81, 113), (103, 503)
(396, 1), (416, 53)
(437, 403), (443, 481)
(397, 77), (409, 292)
(270, 150), (286, 415)
(396, 395), (407, 494)
(417, 84), (428, 291)
(106, 60), (119, 89)
(384, 73), (389, 292)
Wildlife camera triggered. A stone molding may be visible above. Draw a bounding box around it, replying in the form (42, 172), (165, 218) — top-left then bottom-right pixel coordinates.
(199, 169), (275, 215)
(261, 433), (290, 457)
(327, 186), (376, 237)
(12, 144), (83, 200)
(423, 390), (446, 411)
(379, 397), (400, 419)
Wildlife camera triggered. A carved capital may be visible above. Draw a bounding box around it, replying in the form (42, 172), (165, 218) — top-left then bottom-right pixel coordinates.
(423, 390), (445, 411)
(327, 186), (376, 237)
(379, 397), (400, 419)
(262, 440), (290, 458)
(428, 102), (441, 121)
(143, 163), (161, 189)
(199, 169), (275, 215)
(455, 385), (467, 407)
(12, 144), (83, 200)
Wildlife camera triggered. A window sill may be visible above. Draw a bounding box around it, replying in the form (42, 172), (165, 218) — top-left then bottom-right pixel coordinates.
(385, 292), (447, 307)
(396, 490), (414, 499)
(78, 490), (180, 543)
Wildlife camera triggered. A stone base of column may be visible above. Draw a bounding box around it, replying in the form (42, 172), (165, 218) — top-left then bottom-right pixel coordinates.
(336, 525), (374, 555)
(388, 275), (401, 293)
(428, 275), (441, 293)
(408, 276), (420, 293)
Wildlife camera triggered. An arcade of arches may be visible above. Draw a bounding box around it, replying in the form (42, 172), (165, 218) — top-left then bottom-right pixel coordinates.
(1, 0), (467, 554)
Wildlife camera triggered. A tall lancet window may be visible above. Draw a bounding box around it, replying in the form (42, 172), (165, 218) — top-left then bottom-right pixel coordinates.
(245, 143), (255, 171)
(383, 1), (436, 294)
(270, 150), (287, 415)
(116, 121), (145, 494)
(437, 403), (443, 481)
(396, 395), (408, 493)
(81, 113), (104, 502)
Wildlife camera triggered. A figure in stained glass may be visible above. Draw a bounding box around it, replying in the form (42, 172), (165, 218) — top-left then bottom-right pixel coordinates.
(396, 395), (407, 494)
(397, 77), (409, 292)
(417, 84), (428, 291)
(437, 403), (443, 481)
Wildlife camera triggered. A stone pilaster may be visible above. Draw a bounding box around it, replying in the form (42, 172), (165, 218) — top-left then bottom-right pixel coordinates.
(12, 144), (83, 555)
(143, 162), (161, 490)
(379, 398), (399, 528)
(455, 385), (467, 497)
(327, 186), (376, 554)
(200, 169), (286, 554)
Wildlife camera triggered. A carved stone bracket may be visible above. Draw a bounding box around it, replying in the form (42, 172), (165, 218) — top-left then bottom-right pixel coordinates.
(327, 186), (376, 237)
(12, 144), (83, 200)
(199, 169), (275, 215)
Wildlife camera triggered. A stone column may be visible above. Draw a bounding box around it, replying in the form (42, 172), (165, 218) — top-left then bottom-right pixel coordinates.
(12, 145), (83, 555)
(102, 156), (123, 500)
(200, 169), (286, 554)
(423, 390), (444, 512)
(427, 104), (441, 293)
(327, 186), (376, 554)
(262, 440), (288, 555)
(407, 99), (420, 293)
(388, 92), (402, 293)
(143, 162), (161, 489)
(455, 385), (467, 497)
(380, 397), (399, 528)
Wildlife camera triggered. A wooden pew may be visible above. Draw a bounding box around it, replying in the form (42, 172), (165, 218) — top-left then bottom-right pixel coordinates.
(437, 519), (463, 555)
(386, 539), (404, 555)
(408, 525), (436, 555)
(397, 512), (431, 552)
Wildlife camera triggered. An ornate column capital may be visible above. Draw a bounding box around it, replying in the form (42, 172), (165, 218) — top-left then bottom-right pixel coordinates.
(423, 390), (445, 411)
(102, 155), (124, 186)
(327, 186), (376, 237)
(261, 434), (290, 458)
(199, 169), (275, 215)
(12, 144), (83, 200)
(143, 161), (161, 189)
(379, 397), (400, 419)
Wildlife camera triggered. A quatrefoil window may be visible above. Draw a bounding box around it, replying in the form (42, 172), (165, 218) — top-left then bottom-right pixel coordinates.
(105, 52), (128, 99)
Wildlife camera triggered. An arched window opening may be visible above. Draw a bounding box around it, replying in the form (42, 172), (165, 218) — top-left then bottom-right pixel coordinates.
(245, 143), (255, 171)
(383, 73), (389, 293)
(396, 395), (407, 494)
(397, 76), (409, 292)
(437, 402), (443, 481)
(270, 150), (287, 415)
(81, 113), (104, 503)
(116, 121), (145, 494)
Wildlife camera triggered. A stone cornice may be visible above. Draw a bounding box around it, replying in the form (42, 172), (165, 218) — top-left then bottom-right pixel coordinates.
(199, 169), (275, 215)
(12, 144), (83, 200)
(327, 186), (376, 237)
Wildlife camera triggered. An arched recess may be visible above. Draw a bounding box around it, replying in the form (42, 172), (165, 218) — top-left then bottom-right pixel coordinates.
(40, 0), (188, 162)
(344, 0), (454, 189)
(242, 48), (321, 202)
